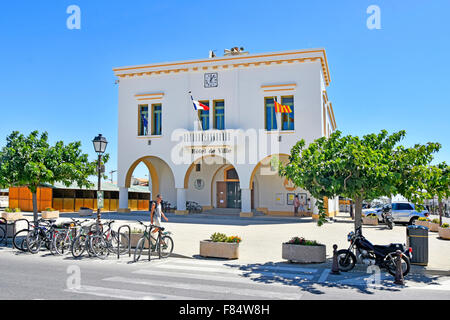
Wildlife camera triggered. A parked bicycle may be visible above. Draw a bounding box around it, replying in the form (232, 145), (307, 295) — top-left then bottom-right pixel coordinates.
(52, 218), (90, 255)
(133, 220), (174, 262)
(186, 201), (202, 213)
(0, 218), (7, 244)
(25, 219), (63, 254)
(89, 220), (129, 259)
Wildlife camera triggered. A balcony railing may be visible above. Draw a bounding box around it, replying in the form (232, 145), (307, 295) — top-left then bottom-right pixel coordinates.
(183, 130), (233, 146)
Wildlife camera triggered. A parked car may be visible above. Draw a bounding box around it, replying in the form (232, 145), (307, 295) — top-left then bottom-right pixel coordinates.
(364, 202), (429, 225)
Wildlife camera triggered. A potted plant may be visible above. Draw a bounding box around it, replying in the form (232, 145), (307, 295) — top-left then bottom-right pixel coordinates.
(199, 232), (241, 259)
(282, 237), (326, 263)
(41, 207), (59, 220)
(429, 218), (440, 232)
(438, 223), (450, 240)
(79, 207), (93, 217)
(125, 227), (149, 248)
(362, 213), (379, 226)
(1, 207), (23, 221)
(415, 217), (430, 228)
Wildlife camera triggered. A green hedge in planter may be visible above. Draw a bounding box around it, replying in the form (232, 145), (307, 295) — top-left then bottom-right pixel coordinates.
(286, 237), (322, 246)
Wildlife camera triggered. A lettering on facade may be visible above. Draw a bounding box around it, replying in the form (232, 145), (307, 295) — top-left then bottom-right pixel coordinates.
(190, 147), (232, 155)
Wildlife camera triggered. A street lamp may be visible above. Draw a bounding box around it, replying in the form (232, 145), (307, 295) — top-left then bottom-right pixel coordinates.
(93, 134), (108, 225)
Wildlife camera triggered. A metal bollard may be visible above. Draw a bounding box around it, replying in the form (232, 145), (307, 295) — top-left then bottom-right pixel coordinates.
(331, 244), (340, 274)
(394, 250), (405, 285)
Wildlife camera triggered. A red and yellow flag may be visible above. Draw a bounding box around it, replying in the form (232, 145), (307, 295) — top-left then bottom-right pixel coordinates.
(274, 100), (292, 113)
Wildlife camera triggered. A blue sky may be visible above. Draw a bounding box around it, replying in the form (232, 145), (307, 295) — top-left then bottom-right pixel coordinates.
(0, 0), (449, 180)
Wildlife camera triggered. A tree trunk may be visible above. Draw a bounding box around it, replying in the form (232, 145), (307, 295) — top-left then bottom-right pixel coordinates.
(354, 197), (363, 232)
(32, 192), (38, 224)
(439, 199), (443, 227)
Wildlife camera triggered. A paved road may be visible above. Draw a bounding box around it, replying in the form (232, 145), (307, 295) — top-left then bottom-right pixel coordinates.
(0, 247), (449, 300)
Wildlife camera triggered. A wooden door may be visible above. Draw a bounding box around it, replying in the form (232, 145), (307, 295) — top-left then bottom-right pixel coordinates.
(216, 182), (227, 208)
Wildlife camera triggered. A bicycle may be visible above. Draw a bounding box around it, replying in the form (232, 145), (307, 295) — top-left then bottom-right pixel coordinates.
(26, 219), (60, 254)
(133, 220), (174, 262)
(0, 218), (7, 245)
(89, 220), (129, 259)
(52, 218), (89, 255)
(71, 220), (99, 258)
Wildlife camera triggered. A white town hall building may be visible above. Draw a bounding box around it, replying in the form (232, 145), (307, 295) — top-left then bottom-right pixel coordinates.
(113, 47), (339, 217)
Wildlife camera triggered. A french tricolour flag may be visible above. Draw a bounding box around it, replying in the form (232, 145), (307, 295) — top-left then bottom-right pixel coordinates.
(189, 91), (210, 111)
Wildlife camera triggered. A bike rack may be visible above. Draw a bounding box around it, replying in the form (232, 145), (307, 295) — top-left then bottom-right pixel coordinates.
(0, 218), (29, 247)
(117, 224), (131, 260)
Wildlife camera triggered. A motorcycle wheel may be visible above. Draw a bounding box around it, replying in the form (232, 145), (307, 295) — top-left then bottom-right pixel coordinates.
(384, 253), (410, 277)
(387, 221), (394, 230)
(336, 249), (356, 272)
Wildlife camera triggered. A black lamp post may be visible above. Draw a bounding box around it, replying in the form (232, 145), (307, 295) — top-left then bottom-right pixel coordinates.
(93, 134), (108, 225)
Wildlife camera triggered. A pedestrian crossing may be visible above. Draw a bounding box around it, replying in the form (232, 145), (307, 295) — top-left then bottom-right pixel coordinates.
(62, 257), (450, 299)
(65, 258), (310, 300)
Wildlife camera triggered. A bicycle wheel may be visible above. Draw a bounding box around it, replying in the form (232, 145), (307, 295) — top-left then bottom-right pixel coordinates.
(108, 231), (130, 255)
(26, 229), (42, 254)
(0, 226), (6, 243)
(89, 235), (109, 259)
(13, 229), (29, 252)
(160, 235), (174, 258)
(71, 235), (86, 258)
(133, 237), (145, 262)
(53, 231), (71, 255)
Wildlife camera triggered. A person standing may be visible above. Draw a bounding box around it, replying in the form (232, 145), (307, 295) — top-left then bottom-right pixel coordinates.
(293, 195), (300, 217)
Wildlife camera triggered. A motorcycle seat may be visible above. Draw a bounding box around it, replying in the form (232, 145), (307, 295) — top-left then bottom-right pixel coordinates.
(374, 243), (404, 255)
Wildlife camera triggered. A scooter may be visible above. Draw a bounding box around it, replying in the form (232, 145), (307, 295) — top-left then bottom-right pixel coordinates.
(336, 227), (412, 276)
(381, 207), (394, 229)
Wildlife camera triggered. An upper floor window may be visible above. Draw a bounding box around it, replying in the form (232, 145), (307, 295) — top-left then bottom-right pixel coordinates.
(138, 105), (149, 136)
(198, 100), (210, 130)
(265, 97), (277, 131)
(281, 96), (294, 131)
(213, 100), (225, 130)
(152, 104), (162, 135)
(138, 104), (162, 136)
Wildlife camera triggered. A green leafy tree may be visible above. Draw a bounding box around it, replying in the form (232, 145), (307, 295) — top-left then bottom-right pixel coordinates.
(279, 130), (441, 229)
(0, 131), (104, 223)
(408, 162), (450, 226)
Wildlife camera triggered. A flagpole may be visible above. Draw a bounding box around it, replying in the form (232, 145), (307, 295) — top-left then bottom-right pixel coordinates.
(189, 91), (203, 131)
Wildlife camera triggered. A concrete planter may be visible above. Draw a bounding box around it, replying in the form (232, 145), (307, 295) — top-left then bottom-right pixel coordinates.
(41, 211), (59, 220)
(1, 212), (23, 221)
(200, 240), (239, 259)
(121, 233), (152, 248)
(429, 223), (440, 232)
(438, 227), (450, 240)
(362, 217), (378, 226)
(415, 220), (430, 228)
(282, 243), (326, 264)
(79, 208), (93, 216)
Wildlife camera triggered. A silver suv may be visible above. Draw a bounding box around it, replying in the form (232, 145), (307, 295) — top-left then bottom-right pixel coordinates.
(366, 202), (429, 225)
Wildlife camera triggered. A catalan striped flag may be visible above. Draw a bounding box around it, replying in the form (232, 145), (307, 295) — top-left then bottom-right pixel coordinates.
(274, 99), (292, 113)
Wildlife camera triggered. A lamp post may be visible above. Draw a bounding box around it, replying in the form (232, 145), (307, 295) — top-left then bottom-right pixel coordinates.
(92, 134), (108, 225)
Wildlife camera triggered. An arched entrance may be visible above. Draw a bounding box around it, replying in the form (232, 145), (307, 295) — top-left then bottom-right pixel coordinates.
(183, 155), (242, 210)
(249, 154), (312, 216)
(120, 156), (176, 211)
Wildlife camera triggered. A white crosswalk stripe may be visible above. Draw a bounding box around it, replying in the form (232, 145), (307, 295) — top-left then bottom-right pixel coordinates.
(103, 276), (303, 299)
(65, 285), (197, 300)
(65, 258), (314, 300)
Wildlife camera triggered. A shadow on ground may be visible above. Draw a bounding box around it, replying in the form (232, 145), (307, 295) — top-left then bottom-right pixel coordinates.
(224, 260), (445, 295)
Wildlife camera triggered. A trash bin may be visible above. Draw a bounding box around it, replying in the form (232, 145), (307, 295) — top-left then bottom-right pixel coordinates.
(407, 225), (428, 266)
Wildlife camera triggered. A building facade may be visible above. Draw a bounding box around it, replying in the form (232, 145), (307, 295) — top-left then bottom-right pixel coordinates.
(114, 48), (339, 216)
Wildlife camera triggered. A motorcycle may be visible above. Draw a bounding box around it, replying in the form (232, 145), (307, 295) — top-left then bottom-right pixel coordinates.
(381, 207), (394, 229)
(336, 227), (412, 277)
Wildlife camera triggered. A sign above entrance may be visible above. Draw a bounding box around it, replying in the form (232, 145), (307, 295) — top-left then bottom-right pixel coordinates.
(188, 146), (232, 156)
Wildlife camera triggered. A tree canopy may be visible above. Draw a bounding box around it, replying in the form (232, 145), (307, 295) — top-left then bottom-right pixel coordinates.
(0, 131), (105, 222)
(279, 130), (443, 228)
